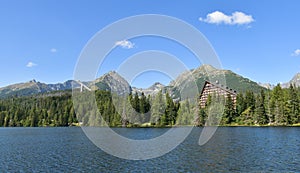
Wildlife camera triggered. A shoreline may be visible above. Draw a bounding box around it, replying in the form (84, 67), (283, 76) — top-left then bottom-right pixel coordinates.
(2, 124), (300, 128)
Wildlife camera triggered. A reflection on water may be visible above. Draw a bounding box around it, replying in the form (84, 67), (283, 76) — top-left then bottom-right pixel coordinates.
(0, 127), (299, 172)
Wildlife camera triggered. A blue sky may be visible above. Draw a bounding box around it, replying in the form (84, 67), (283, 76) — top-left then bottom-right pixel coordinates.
(0, 0), (299, 88)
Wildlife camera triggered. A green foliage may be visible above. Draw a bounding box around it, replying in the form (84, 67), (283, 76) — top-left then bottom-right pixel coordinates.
(236, 93), (246, 115)
(0, 83), (299, 127)
(164, 93), (180, 125)
(195, 84), (300, 126)
(223, 72), (266, 94)
(195, 71), (266, 94)
(197, 108), (207, 126)
(254, 90), (268, 125)
(176, 99), (194, 125)
(150, 90), (166, 125)
(222, 94), (236, 125)
(0, 92), (76, 127)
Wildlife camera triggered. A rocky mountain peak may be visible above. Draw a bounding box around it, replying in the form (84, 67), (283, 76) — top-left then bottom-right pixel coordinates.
(29, 79), (37, 83)
(291, 73), (300, 81)
(95, 71), (131, 95)
(148, 82), (165, 90)
(201, 64), (217, 70)
(194, 64), (217, 73)
(284, 73), (300, 88)
(279, 73), (300, 88)
(1, 65), (293, 98)
(132, 82), (165, 96)
(100, 71), (122, 81)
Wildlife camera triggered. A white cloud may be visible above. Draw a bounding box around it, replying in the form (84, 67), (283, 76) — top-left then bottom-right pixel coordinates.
(199, 11), (231, 24)
(292, 49), (300, 56)
(115, 40), (135, 49)
(231, 12), (254, 25)
(199, 11), (254, 25)
(50, 48), (57, 53)
(26, 61), (37, 68)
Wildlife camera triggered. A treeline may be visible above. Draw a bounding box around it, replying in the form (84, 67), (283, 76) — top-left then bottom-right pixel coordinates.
(125, 91), (180, 126)
(0, 84), (299, 127)
(0, 89), (181, 127)
(0, 90), (129, 127)
(197, 84), (300, 126)
(77, 90), (180, 127)
(0, 92), (76, 127)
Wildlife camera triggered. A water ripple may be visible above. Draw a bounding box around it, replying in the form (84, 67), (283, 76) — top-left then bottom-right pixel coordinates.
(0, 127), (300, 172)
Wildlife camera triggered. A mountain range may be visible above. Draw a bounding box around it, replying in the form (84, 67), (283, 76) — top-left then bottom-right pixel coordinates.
(281, 73), (300, 88)
(257, 73), (300, 89)
(0, 65), (299, 98)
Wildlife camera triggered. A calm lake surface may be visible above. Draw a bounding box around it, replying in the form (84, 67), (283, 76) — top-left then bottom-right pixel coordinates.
(0, 127), (300, 172)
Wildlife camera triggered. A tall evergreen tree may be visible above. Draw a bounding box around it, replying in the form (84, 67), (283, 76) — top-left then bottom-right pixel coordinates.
(177, 99), (192, 125)
(271, 84), (286, 125)
(150, 90), (165, 125)
(197, 108), (206, 126)
(285, 84), (299, 124)
(165, 93), (178, 125)
(222, 94), (236, 125)
(255, 90), (268, 125)
(236, 93), (246, 115)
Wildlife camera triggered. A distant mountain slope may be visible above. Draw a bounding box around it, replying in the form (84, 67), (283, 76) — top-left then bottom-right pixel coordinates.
(221, 70), (266, 93)
(258, 73), (300, 89)
(0, 79), (79, 98)
(47, 80), (74, 91)
(258, 83), (275, 90)
(0, 71), (132, 98)
(169, 65), (265, 99)
(281, 73), (300, 88)
(0, 80), (50, 98)
(94, 71), (132, 95)
(132, 82), (165, 96)
(0, 65), (280, 98)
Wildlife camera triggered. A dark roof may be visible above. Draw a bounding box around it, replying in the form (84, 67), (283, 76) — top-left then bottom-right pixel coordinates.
(199, 81), (237, 97)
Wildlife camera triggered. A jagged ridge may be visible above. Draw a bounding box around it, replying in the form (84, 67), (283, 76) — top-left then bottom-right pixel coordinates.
(1, 64), (297, 98)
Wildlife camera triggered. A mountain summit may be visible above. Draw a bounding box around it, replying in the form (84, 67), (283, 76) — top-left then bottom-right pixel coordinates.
(132, 82), (165, 96)
(282, 73), (300, 88)
(94, 71), (132, 95)
(0, 64), (291, 98)
(170, 64), (264, 95)
(0, 79), (79, 98)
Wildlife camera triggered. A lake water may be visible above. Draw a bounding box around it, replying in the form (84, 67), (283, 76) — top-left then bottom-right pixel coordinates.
(0, 127), (300, 172)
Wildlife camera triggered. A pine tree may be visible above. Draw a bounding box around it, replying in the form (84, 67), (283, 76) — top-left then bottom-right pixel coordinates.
(255, 90), (268, 125)
(236, 93), (246, 115)
(177, 99), (192, 125)
(241, 91), (255, 124)
(197, 108), (207, 126)
(30, 109), (38, 127)
(133, 92), (140, 113)
(222, 94), (235, 125)
(139, 92), (147, 122)
(0, 112), (5, 127)
(271, 84), (286, 125)
(165, 93), (178, 125)
(150, 90), (165, 125)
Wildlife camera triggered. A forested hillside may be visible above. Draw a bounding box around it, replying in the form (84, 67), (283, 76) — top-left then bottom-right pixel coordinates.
(197, 84), (300, 126)
(0, 84), (299, 127)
